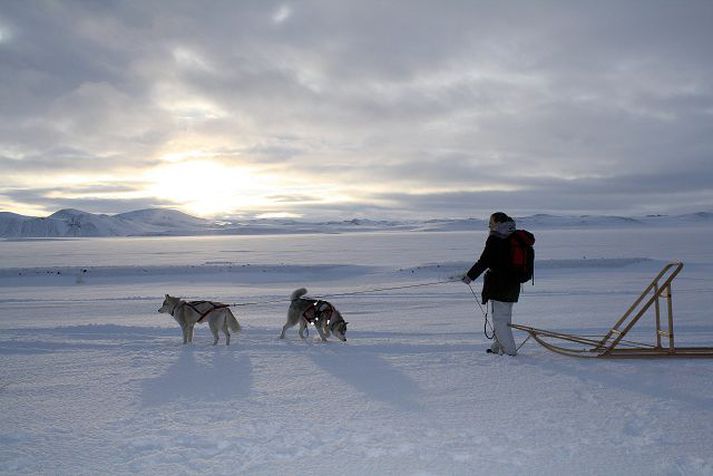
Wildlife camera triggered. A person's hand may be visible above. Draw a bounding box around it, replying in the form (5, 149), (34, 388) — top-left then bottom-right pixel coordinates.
(461, 274), (472, 285)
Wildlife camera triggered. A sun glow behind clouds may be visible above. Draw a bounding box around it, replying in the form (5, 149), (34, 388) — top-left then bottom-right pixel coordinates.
(145, 160), (286, 217)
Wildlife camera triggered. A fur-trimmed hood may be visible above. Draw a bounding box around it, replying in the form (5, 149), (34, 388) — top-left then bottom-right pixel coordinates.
(490, 219), (516, 239)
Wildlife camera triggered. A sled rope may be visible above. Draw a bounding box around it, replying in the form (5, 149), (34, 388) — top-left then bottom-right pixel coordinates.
(516, 334), (532, 352)
(466, 283), (494, 340)
(227, 279), (454, 308)
(320, 280), (452, 299)
(229, 297), (287, 307)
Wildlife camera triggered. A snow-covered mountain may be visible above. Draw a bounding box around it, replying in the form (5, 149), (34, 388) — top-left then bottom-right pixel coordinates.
(115, 208), (209, 229)
(0, 208), (207, 238)
(46, 209), (154, 236)
(1, 208), (712, 237)
(517, 213), (643, 228)
(0, 210), (91, 237)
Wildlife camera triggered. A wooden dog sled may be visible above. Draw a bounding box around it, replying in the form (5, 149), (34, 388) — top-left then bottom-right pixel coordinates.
(510, 262), (713, 358)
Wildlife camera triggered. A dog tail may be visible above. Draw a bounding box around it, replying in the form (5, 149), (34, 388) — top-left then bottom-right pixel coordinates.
(227, 311), (241, 332)
(290, 287), (308, 301)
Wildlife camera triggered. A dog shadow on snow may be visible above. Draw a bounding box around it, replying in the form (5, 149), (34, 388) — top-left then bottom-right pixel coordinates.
(307, 346), (422, 412)
(141, 348), (253, 407)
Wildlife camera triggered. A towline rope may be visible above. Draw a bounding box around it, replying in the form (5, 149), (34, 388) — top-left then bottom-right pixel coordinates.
(320, 279), (454, 299)
(227, 279), (455, 308)
(222, 279), (534, 351)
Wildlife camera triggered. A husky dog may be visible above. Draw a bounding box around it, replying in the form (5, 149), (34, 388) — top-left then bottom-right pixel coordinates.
(158, 294), (241, 345)
(280, 288), (348, 342)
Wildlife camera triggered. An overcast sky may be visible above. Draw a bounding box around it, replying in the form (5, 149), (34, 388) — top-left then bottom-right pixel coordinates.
(1, 1), (712, 219)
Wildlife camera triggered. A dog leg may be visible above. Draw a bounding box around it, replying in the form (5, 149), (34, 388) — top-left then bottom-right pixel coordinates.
(280, 324), (290, 339)
(315, 325), (328, 342)
(224, 321), (230, 346)
(209, 319), (219, 345)
(188, 324), (195, 343)
(299, 320), (309, 339)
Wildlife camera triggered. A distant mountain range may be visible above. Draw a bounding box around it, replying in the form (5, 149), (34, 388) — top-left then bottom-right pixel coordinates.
(0, 208), (711, 238)
(0, 208), (210, 238)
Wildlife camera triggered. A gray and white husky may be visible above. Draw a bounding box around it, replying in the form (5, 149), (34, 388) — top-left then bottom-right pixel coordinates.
(280, 288), (348, 342)
(158, 294), (241, 345)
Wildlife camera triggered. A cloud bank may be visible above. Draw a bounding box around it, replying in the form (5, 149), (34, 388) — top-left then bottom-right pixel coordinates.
(1, 1), (712, 218)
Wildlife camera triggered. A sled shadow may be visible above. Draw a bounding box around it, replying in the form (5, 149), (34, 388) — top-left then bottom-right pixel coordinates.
(141, 347), (253, 407)
(308, 346), (422, 412)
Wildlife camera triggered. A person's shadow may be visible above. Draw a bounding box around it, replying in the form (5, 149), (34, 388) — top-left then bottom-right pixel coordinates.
(141, 348), (253, 406)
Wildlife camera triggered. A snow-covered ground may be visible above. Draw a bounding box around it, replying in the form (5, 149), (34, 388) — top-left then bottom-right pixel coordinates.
(1, 227), (713, 475)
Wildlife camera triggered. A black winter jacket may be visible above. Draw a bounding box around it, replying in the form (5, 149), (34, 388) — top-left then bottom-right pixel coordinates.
(466, 233), (521, 304)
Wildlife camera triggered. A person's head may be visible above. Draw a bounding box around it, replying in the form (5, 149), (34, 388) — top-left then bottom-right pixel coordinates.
(489, 212), (512, 230)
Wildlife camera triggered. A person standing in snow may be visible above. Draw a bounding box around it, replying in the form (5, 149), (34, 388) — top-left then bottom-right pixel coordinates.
(461, 212), (520, 356)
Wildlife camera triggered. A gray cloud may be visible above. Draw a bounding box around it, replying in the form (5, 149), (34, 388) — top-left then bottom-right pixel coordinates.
(0, 147), (160, 174)
(1, 1), (712, 218)
(376, 172), (713, 218)
(1, 186), (174, 216)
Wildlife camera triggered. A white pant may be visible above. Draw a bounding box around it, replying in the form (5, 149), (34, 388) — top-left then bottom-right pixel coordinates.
(490, 300), (517, 356)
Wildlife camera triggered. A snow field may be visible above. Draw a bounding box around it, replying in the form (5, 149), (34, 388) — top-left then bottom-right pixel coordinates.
(1, 229), (713, 475)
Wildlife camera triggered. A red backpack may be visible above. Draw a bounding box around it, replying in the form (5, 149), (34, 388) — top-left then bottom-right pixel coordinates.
(510, 230), (536, 283)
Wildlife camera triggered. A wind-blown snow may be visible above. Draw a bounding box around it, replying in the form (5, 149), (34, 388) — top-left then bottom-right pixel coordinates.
(1, 226), (712, 475)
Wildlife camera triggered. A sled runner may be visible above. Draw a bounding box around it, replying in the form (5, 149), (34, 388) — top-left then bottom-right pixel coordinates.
(510, 262), (713, 358)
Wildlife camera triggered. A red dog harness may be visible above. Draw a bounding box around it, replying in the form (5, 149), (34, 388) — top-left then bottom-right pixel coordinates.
(183, 300), (229, 323)
(302, 300), (334, 324)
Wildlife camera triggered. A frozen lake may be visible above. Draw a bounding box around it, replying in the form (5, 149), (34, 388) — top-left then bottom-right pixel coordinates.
(2, 227), (712, 269)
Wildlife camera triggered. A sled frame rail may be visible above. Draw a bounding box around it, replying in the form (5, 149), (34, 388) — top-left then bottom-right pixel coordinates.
(511, 262), (713, 358)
